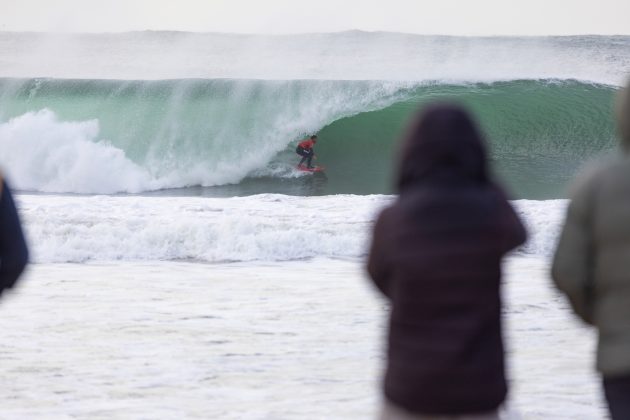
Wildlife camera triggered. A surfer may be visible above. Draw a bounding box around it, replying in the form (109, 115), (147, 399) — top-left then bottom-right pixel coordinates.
(296, 135), (317, 169)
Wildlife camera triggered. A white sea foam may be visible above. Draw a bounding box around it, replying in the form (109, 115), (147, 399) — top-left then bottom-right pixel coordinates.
(0, 258), (603, 419)
(0, 110), (156, 193)
(512, 199), (568, 257)
(15, 193), (566, 264)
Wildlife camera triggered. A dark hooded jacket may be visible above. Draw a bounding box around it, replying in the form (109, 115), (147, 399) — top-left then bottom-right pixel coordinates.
(0, 177), (28, 294)
(367, 104), (526, 415)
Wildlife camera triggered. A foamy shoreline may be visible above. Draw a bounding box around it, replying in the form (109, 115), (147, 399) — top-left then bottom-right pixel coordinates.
(0, 257), (604, 419)
(15, 193), (566, 263)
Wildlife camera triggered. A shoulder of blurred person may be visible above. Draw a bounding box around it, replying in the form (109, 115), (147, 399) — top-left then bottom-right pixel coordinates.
(0, 174), (29, 294)
(552, 78), (630, 376)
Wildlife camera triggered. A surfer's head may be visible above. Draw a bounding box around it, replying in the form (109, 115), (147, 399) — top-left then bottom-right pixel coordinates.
(617, 77), (630, 152)
(310, 135), (318, 142)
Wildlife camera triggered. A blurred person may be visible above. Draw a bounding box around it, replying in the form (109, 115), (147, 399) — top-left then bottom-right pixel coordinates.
(552, 78), (630, 420)
(0, 173), (28, 295)
(367, 104), (526, 420)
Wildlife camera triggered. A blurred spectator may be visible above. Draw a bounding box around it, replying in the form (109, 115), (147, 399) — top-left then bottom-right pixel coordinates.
(367, 104), (525, 419)
(552, 78), (630, 420)
(0, 174), (28, 294)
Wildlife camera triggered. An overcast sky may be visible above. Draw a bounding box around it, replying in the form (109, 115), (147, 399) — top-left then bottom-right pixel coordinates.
(2, 0), (629, 35)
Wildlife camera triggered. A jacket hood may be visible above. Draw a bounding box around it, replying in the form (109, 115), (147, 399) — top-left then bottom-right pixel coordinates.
(396, 103), (488, 191)
(617, 78), (630, 152)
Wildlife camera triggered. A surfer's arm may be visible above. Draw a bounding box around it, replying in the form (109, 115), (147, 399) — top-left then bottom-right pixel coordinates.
(0, 181), (29, 293)
(551, 178), (595, 325)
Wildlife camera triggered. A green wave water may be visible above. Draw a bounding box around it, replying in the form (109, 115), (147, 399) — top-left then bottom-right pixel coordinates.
(317, 80), (617, 198)
(0, 78), (618, 198)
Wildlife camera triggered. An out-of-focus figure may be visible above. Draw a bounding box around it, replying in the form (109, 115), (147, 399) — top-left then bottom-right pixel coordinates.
(552, 78), (630, 420)
(367, 104), (526, 419)
(0, 174), (28, 295)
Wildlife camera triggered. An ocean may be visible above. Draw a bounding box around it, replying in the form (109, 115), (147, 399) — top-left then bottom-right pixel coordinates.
(0, 31), (627, 418)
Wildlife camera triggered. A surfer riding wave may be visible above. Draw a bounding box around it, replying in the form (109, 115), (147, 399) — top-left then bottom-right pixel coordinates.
(296, 135), (317, 169)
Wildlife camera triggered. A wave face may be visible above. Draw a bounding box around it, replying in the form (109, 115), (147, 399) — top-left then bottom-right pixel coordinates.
(0, 33), (627, 198)
(0, 78), (411, 193)
(0, 77), (618, 198)
(319, 80), (618, 198)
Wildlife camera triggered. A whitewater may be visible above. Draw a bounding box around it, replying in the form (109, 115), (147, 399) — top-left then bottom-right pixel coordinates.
(0, 31), (627, 419)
